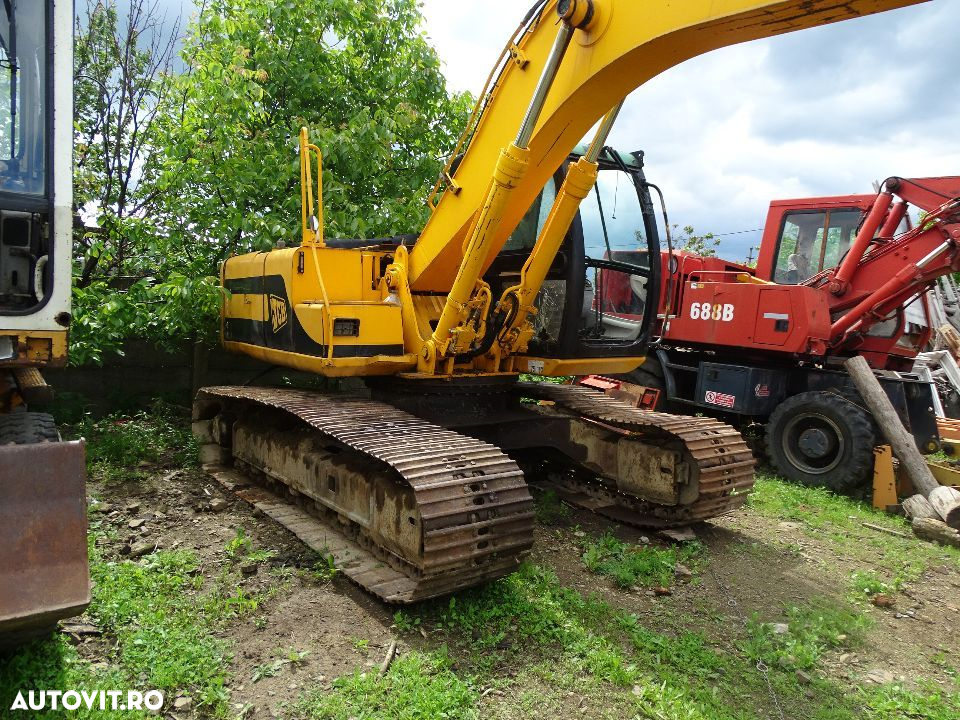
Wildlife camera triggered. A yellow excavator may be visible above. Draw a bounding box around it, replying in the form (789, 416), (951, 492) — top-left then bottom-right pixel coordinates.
(194, 0), (928, 602)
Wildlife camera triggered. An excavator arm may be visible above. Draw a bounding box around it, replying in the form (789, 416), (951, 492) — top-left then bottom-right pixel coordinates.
(821, 177), (960, 347)
(409, 0), (928, 292)
(397, 0), (927, 373)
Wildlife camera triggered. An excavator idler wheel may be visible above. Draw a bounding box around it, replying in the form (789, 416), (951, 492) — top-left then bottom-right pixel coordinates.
(766, 391), (875, 493)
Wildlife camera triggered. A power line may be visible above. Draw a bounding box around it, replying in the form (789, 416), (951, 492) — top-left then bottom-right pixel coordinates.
(710, 227), (764, 238)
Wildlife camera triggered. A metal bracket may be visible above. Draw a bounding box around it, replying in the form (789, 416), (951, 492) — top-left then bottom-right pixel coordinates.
(441, 171), (461, 196)
(509, 44), (529, 69)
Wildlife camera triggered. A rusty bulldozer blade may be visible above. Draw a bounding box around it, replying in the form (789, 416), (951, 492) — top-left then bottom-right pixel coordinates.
(0, 441), (90, 648)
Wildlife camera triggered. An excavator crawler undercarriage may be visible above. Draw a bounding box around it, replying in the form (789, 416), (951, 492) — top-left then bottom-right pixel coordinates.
(193, 380), (754, 601)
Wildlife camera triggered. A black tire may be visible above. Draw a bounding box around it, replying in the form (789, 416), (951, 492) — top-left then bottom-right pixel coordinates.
(0, 412), (60, 444)
(766, 391), (875, 493)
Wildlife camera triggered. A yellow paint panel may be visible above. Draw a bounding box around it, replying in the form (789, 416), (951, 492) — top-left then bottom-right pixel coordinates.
(224, 293), (266, 322)
(0, 331), (68, 368)
(222, 341), (416, 377)
(517, 355), (645, 377)
(295, 303), (404, 350)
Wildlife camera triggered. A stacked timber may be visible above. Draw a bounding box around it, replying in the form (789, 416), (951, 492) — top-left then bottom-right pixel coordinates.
(940, 324), (960, 361)
(845, 356), (960, 548)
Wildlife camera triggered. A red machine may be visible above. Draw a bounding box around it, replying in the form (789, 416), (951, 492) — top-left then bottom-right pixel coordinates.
(658, 178), (960, 368)
(589, 172), (960, 491)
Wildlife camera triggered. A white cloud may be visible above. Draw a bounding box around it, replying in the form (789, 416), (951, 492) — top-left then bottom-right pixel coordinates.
(420, 0), (959, 261)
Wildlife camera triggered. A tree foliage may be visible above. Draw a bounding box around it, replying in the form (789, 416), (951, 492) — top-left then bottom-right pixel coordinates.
(73, 0), (179, 286)
(673, 224), (720, 257)
(70, 0), (470, 364)
(157, 0), (472, 263)
(70, 0), (210, 364)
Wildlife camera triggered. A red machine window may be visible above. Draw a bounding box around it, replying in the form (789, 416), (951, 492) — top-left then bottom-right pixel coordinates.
(773, 209), (863, 284)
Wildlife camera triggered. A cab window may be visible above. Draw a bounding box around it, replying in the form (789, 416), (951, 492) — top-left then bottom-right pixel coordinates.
(773, 209), (862, 284)
(0, 2), (47, 195)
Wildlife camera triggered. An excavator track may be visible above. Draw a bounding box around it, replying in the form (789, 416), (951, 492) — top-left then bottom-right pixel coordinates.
(518, 382), (756, 526)
(193, 381), (755, 602)
(194, 387), (535, 603)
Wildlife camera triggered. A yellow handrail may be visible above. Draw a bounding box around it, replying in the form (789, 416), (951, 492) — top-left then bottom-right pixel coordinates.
(299, 127), (325, 247)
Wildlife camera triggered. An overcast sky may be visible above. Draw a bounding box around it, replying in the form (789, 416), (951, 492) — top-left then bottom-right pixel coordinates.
(151, 0), (958, 261)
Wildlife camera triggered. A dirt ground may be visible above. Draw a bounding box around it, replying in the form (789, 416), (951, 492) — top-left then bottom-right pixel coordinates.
(75, 464), (960, 719)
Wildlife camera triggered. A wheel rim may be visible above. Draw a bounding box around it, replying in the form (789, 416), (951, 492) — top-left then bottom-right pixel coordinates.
(781, 411), (845, 475)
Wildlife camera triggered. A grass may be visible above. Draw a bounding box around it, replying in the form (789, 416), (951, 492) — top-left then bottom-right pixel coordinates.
(0, 541), (260, 718)
(7, 408), (959, 720)
(741, 601), (870, 671)
(294, 650), (477, 720)
(0, 409), (268, 719)
(861, 682), (960, 720)
(0, 638), (142, 719)
(533, 490), (570, 525)
(384, 564), (840, 719)
(749, 472), (960, 574)
(293, 473), (960, 720)
(850, 569), (892, 597)
(72, 402), (199, 483)
(581, 532), (703, 588)
(748, 472), (903, 531)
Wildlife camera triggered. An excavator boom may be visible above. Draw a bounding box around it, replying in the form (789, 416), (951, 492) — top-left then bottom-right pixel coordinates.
(410, 0), (927, 292)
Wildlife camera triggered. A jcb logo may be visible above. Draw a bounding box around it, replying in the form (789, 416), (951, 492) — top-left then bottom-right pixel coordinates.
(268, 295), (288, 333)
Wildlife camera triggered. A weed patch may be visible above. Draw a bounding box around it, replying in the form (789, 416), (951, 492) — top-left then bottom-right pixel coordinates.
(92, 550), (238, 711)
(581, 532), (703, 588)
(0, 543), (266, 718)
(749, 473), (960, 573)
(73, 402), (198, 482)
(0, 637), (143, 719)
(850, 570), (891, 598)
(533, 490), (570, 525)
(859, 682), (960, 720)
(742, 601), (870, 671)
(405, 564), (835, 719)
(748, 473), (894, 531)
(294, 650), (477, 720)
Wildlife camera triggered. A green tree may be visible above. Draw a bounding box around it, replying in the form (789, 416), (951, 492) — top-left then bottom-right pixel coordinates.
(70, 0), (470, 364)
(73, 0), (179, 286)
(71, 0), (195, 364)
(156, 0), (472, 267)
(672, 224), (720, 257)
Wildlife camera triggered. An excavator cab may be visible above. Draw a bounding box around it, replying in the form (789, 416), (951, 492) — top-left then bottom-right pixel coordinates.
(485, 146), (660, 363)
(0, 1), (53, 311)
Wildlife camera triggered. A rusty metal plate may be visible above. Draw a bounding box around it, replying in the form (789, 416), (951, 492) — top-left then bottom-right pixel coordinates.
(0, 441), (90, 642)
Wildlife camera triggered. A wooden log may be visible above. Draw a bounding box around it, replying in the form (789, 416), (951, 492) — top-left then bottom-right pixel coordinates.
(845, 356), (940, 498)
(911, 517), (960, 548)
(861, 522), (911, 539)
(902, 494), (940, 521)
(928, 486), (960, 530)
(378, 639), (398, 677)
